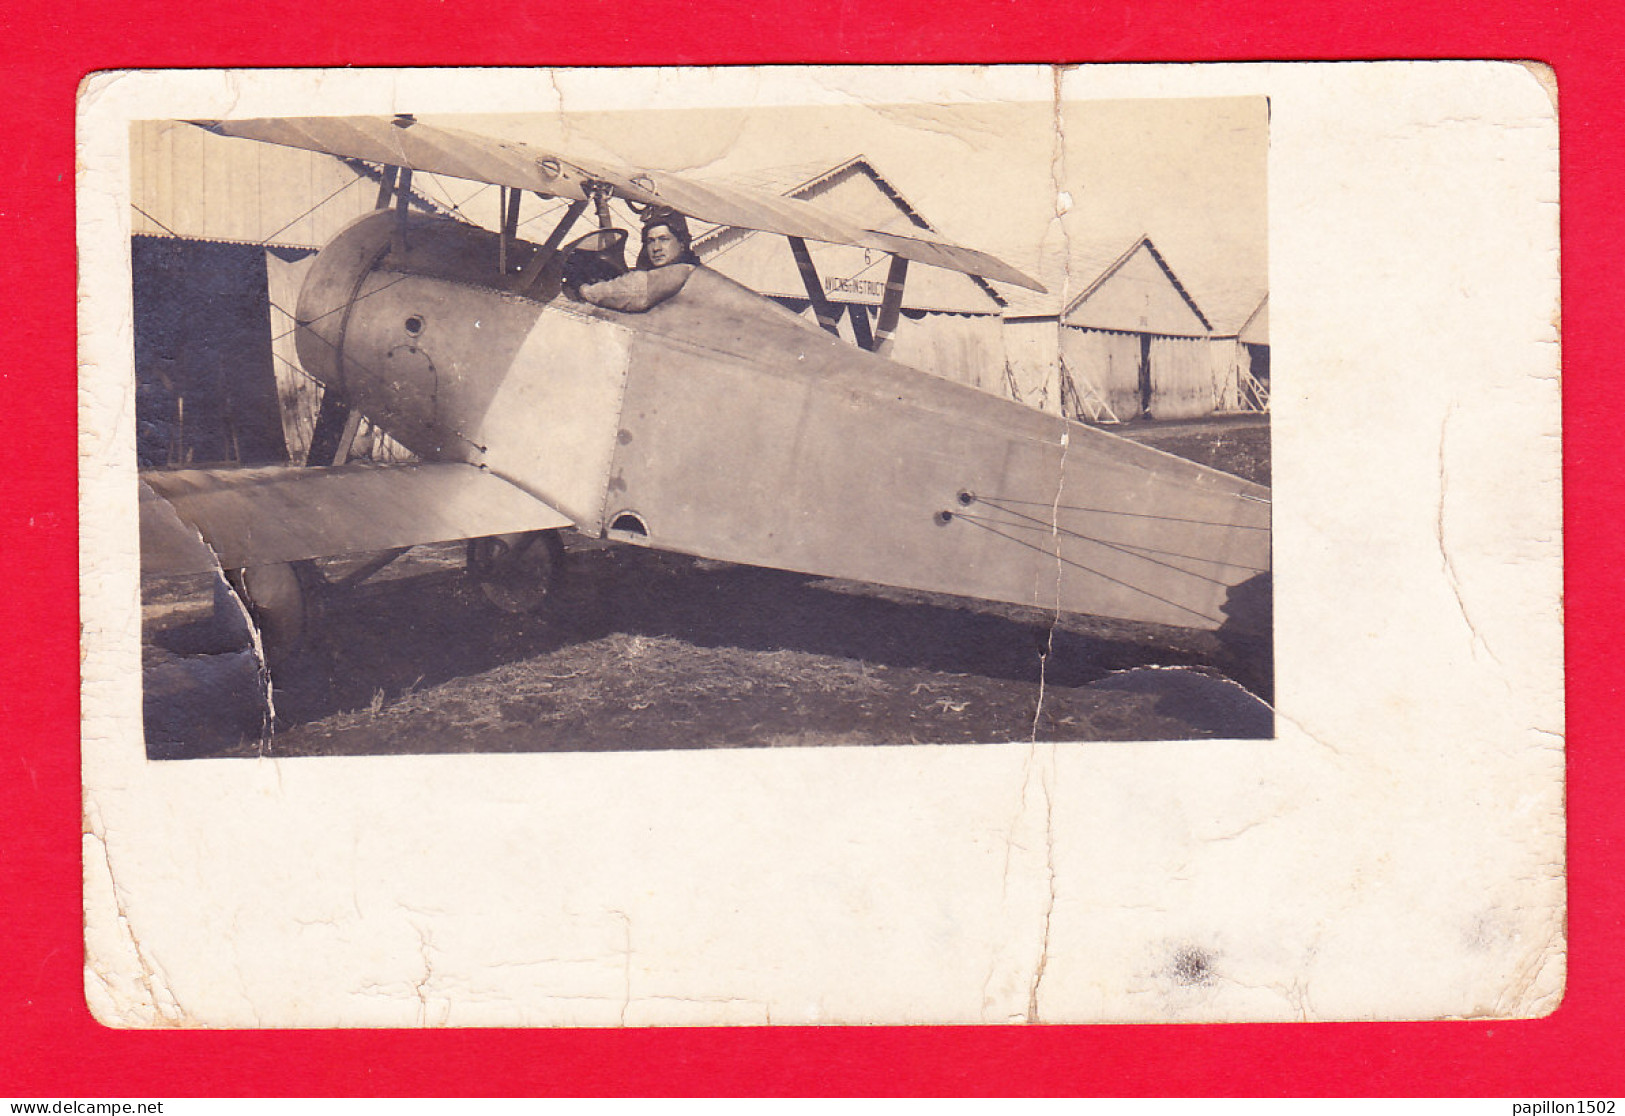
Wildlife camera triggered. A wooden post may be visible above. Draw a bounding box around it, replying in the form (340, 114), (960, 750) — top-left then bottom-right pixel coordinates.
(498, 186), (522, 276)
(497, 187), (508, 276)
(306, 394), (361, 466)
(504, 185), (523, 237)
(592, 185), (614, 230)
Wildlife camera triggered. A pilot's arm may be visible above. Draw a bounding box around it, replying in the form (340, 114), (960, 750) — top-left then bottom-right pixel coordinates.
(577, 264), (696, 312)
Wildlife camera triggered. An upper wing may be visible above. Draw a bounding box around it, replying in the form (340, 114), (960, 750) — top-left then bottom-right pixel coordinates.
(140, 461), (574, 576)
(191, 116), (1046, 292)
(192, 116), (619, 205)
(611, 170), (1044, 291)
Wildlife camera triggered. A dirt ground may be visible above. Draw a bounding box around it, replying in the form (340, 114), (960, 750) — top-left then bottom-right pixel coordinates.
(142, 414), (1272, 759)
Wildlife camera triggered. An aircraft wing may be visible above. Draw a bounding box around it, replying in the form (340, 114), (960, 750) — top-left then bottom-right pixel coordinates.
(140, 461), (574, 577)
(614, 172), (1044, 290)
(192, 115), (619, 205)
(190, 116), (1047, 292)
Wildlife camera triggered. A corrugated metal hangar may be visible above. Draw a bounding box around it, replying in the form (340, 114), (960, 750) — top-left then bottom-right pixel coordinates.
(1001, 238), (1269, 423)
(130, 120), (445, 467)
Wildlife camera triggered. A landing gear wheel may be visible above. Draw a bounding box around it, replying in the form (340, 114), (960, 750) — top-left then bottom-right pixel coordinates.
(226, 561), (311, 665)
(467, 530), (566, 614)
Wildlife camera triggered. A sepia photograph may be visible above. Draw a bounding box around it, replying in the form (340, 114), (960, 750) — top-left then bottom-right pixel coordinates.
(132, 96), (1273, 759)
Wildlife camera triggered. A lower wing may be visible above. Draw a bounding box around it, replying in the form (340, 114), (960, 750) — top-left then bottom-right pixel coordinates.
(140, 461), (574, 576)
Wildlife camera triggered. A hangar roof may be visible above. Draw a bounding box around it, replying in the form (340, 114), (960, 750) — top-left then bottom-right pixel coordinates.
(692, 157), (1008, 316)
(1236, 295), (1270, 345)
(997, 236), (1219, 340)
(997, 234), (1264, 336)
(1059, 236), (1211, 336)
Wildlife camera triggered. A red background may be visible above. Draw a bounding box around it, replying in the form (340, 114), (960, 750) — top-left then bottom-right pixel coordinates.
(3, 0), (1619, 1097)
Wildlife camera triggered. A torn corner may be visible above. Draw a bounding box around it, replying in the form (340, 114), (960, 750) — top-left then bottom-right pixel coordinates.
(139, 482), (275, 756)
(1514, 61), (1559, 118)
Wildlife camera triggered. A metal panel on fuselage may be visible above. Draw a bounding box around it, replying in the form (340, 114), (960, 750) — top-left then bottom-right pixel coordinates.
(602, 269), (1268, 630)
(328, 271), (542, 459)
(293, 212), (633, 528)
(324, 276), (634, 528)
(469, 305), (634, 530)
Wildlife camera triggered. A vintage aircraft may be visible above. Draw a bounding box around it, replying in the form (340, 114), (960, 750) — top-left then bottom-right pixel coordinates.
(138, 115), (1270, 664)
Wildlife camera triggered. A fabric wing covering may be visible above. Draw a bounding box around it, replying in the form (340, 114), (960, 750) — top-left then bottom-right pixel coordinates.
(140, 462), (574, 576)
(191, 117), (1045, 291)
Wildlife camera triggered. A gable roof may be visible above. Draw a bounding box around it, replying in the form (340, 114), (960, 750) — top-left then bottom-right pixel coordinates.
(1060, 235), (1212, 333)
(1236, 294), (1269, 345)
(693, 156), (1007, 311)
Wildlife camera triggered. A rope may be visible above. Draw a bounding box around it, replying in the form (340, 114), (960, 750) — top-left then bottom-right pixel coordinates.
(262, 280), (484, 458)
(518, 198), (572, 230)
(1001, 361), (1024, 405)
(264, 273), (416, 348)
(419, 173), (493, 223)
(961, 502), (1268, 573)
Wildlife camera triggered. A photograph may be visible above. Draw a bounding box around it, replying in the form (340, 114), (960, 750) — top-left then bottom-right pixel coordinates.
(131, 95), (1273, 760)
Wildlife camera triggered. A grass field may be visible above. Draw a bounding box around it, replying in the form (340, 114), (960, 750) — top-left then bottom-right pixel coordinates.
(142, 414), (1273, 758)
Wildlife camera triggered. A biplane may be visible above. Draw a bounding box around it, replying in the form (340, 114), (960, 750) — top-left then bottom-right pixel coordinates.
(138, 115), (1271, 664)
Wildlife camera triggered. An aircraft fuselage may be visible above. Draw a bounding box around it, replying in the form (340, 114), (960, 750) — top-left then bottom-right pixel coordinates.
(294, 209), (1272, 632)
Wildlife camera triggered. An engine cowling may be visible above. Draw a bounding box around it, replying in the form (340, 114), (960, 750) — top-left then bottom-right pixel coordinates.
(294, 210), (550, 462)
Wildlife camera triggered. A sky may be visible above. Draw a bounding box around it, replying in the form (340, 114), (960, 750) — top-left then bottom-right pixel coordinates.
(430, 94), (1267, 330)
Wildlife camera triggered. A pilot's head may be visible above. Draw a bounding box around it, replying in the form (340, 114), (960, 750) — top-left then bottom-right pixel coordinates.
(638, 208), (697, 269)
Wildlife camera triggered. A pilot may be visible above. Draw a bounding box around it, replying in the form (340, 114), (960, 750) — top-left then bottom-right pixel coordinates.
(573, 207), (700, 312)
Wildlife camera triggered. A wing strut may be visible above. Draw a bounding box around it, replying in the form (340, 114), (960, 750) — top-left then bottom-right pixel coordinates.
(786, 237), (842, 337)
(306, 393), (361, 467)
(497, 186), (522, 276)
(375, 165), (400, 209)
(393, 167), (415, 253)
(846, 304), (876, 350)
(872, 256), (910, 355)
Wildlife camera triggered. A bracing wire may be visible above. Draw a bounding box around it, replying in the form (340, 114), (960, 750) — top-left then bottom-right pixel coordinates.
(956, 502), (1270, 579)
(977, 492), (1271, 526)
(953, 514), (1220, 624)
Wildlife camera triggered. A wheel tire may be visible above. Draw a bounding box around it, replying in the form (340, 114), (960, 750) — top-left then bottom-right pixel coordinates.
(228, 561), (308, 665)
(467, 530), (566, 614)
